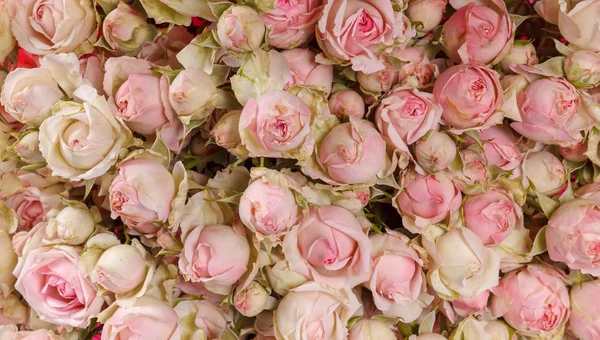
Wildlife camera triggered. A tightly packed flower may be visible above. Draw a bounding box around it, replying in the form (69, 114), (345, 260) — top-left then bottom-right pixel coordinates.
(4, 0), (600, 338)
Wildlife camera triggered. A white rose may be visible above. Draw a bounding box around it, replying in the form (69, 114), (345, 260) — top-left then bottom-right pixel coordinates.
(39, 85), (132, 181)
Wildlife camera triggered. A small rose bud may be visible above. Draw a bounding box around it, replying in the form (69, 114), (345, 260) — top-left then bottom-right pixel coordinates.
(13, 131), (45, 164)
(559, 140), (588, 162)
(233, 281), (269, 317)
(357, 62), (396, 93)
(565, 49), (600, 88)
(211, 110), (242, 151)
(94, 244), (147, 294)
(328, 90), (365, 119)
(414, 131), (457, 172)
(54, 206), (95, 245)
(522, 151), (567, 196)
(499, 42), (539, 74)
(169, 69), (219, 121)
(217, 5), (265, 52)
(406, 0), (448, 32)
(103, 3), (156, 53)
(265, 261), (308, 296)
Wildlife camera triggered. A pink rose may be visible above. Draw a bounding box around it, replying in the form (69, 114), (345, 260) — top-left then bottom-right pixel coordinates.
(392, 47), (439, 89)
(282, 205), (371, 288)
(394, 169), (462, 233)
(356, 62), (397, 93)
(454, 149), (490, 190)
(375, 86), (442, 151)
(109, 158), (176, 228)
(262, 0), (323, 49)
(406, 0), (448, 32)
(464, 190), (523, 247)
(273, 282), (360, 339)
(510, 77), (583, 146)
(414, 131), (457, 172)
(433, 64), (504, 130)
(113, 73), (184, 151)
(239, 174), (302, 242)
(239, 90), (314, 159)
(564, 49), (600, 88)
(5, 187), (47, 232)
(559, 140), (588, 162)
(451, 290), (490, 318)
(479, 125), (522, 171)
(442, 0), (513, 65)
(102, 56), (152, 98)
(179, 224), (250, 294)
(13, 245), (105, 328)
(281, 48), (333, 94)
(217, 5), (265, 52)
(328, 89), (365, 119)
(576, 182), (600, 203)
(314, 120), (386, 184)
(316, 0), (414, 74)
(491, 264), (570, 337)
(79, 56), (105, 96)
(499, 42), (539, 74)
(101, 297), (179, 340)
(569, 280), (600, 340)
(368, 231), (433, 322)
(522, 151), (567, 197)
(546, 199), (600, 276)
(558, 0), (600, 52)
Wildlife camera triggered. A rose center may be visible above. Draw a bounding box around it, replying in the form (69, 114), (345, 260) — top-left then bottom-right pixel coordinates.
(468, 78), (487, 101)
(112, 192), (129, 212)
(357, 10), (375, 32)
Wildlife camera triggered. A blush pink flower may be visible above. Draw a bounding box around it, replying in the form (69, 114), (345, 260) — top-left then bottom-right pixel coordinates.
(479, 125), (522, 171)
(262, 0), (323, 49)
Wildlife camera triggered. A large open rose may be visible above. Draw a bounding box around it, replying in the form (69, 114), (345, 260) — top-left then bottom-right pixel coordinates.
(316, 0), (414, 74)
(6, 0), (98, 55)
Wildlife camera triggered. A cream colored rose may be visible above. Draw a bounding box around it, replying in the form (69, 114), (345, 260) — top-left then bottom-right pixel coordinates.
(39, 85), (132, 181)
(424, 228), (500, 300)
(6, 0), (98, 55)
(0, 1), (16, 61)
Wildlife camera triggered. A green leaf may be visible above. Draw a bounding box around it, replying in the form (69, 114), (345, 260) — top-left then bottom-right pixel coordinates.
(530, 225), (547, 256)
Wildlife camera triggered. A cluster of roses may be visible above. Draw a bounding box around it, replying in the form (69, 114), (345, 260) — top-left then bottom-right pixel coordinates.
(2, 0), (600, 338)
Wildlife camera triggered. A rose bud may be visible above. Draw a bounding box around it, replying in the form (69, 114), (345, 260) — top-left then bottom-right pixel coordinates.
(479, 125), (522, 171)
(169, 69), (220, 123)
(93, 244), (147, 294)
(368, 231), (433, 322)
(264, 260), (308, 296)
(451, 290), (490, 318)
(6, 0), (97, 55)
(564, 49), (600, 88)
(406, 0), (448, 32)
(498, 41), (539, 74)
(394, 169), (462, 234)
(217, 5), (265, 52)
(109, 158), (176, 228)
(328, 89), (365, 119)
(450, 317), (514, 340)
(491, 264), (570, 337)
(283, 205), (371, 288)
(510, 77), (582, 146)
(0, 68), (63, 126)
(463, 189), (523, 247)
(13, 131), (45, 165)
(103, 3), (157, 53)
(433, 64), (504, 131)
(424, 227), (500, 300)
(392, 47), (439, 89)
(234, 281), (269, 317)
(546, 199), (600, 276)
(348, 319), (396, 340)
(239, 171), (302, 242)
(174, 300), (233, 339)
(559, 140), (588, 162)
(239, 90), (314, 159)
(441, 1), (513, 65)
(522, 151), (567, 196)
(273, 283), (360, 340)
(415, 131), (457, 172)
(179, 224), (250, 294)
(558, 0), (600, 51)
(569, 280), (600, 340)
(281, 48), (333, 95)
(114, 73), (184, 151)
(314, 120), (386, 185)
(231, 50), (291, 106)
(100, 297), (179, 340)
(261, 0), (322, 49)
(357, 62), (397, 93)
(53, 206), (95, 245)
(375, 86), (443, 151)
